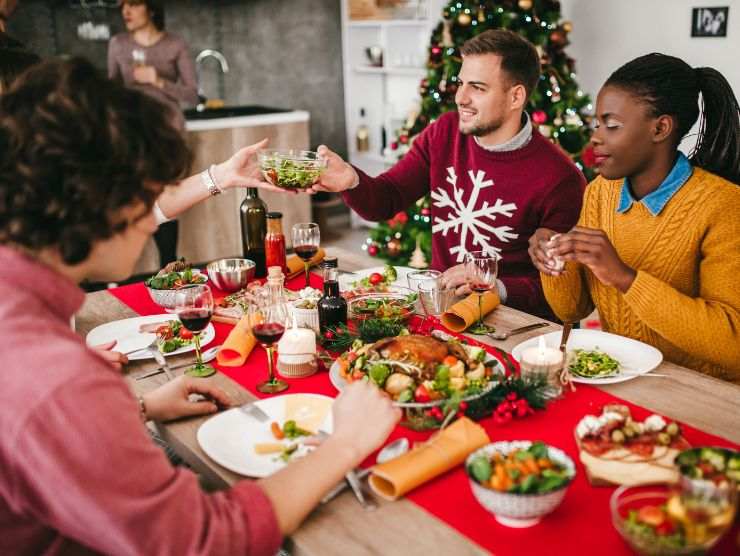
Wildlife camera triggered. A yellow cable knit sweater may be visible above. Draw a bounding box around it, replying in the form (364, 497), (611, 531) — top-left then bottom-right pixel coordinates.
(541, 168), (740, 383)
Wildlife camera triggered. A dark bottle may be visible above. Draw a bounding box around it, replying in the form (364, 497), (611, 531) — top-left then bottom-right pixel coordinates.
(239, 188), (267, 278)
(318, 260), (347, 334)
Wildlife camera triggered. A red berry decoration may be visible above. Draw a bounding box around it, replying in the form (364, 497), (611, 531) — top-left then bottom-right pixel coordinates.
(506, 392), (518, 401)
(458, 401), (468, 411)
(369, 272), (384, 285)
(515, 399), (531, 418)
(390, 141), (399, 150)
(324, 330), (335, 340)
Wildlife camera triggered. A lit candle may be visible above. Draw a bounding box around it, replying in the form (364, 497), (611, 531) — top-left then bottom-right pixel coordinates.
(277, 315), (316, 364)
(520, 336), (564, 398)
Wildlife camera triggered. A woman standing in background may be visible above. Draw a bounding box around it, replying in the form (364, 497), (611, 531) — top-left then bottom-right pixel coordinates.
(108, 0), (198, 267)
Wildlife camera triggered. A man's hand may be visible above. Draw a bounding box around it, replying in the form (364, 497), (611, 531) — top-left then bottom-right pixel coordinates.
(91, 341), (128, 372)
(307, 145), (359, 194)
(548, 226), (636, 292)
(528, 228), (564, 276)
(142, 375), (232, 422)
(132, 65), (160, 87)
(329, 381), (401, 468)
(440, 264), (471, 296)
(211, 138), (289, 193)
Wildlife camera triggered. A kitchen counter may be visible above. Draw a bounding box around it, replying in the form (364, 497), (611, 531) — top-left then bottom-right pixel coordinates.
(133, 109), (312, 274)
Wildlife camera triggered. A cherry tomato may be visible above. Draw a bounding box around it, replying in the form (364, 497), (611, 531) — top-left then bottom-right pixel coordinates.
(637, 505), (665, 527)
(179, 328), (193, 340)
(346, 352), (358, 363)
(369, 272), (384, 285)
(156, 325), (173, 339)
(655, 520), (675, 536)
(414, 384), (431, 403)
(351, 370), (364, 381)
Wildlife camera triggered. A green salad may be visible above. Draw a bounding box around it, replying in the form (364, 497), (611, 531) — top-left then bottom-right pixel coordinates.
(568, 348), (620, 378)
(261, 157), (324, 189)
(145, 267), (206, 290)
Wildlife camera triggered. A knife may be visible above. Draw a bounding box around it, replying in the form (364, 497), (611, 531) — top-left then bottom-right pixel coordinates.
(345, 470), (377, 511)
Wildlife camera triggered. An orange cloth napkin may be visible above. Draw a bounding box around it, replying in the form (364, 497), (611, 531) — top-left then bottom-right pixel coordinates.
(440, 291), (500, 332)
(368, 417), (490, 501)
(216, 314), (260, 367)
(286, 248), (325, 279)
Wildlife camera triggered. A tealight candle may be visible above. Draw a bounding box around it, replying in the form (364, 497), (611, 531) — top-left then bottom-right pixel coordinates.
(520, 336), (564, 398)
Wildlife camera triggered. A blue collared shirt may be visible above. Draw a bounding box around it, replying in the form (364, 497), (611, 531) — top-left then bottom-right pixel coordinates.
(617, 153), (694, 216)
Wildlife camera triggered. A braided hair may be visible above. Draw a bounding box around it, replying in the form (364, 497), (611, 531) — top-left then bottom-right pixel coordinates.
(605, 53), (740, 185)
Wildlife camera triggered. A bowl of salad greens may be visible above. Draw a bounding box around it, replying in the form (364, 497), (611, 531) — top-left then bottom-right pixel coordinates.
(466, 440), (576, 527)
(567, 348), (621, 379)
(675, 447), (740, 493)
(258, 149), (328, 190)
(145, 268), (208, 311)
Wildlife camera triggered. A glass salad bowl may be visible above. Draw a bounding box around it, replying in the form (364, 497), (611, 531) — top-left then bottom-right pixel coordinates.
(258, 149), (328, 190)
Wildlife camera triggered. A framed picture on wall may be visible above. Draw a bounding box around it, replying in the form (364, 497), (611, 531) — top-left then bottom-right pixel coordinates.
(691, 7), (729, 37)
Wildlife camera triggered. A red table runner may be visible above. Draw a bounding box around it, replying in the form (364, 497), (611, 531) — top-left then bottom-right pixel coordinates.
(110, 278), (738, 555)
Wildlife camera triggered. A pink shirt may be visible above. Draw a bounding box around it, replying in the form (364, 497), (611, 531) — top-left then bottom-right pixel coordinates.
(0, 246), (281, 555)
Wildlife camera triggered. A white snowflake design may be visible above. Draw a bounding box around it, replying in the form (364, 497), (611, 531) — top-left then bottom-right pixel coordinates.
(431, 167), (518, 262)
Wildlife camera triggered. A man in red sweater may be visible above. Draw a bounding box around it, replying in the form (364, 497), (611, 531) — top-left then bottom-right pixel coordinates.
(313, 30), (585, 318)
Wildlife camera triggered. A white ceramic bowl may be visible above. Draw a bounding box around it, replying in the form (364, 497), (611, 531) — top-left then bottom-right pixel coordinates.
(466, 440), (576, 528)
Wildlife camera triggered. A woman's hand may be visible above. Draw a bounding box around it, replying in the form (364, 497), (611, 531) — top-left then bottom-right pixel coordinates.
(132, 65), (161, 87)
(211, 138), (292, 193)
(307, 145), (359, 194)
(142, 375), (232, 422)
(91, 340), (128, 372)
(329, 381), (401, 467)
(549, 226), (636, 292)
(440, 264), (470, 296)
(528, 228), (564, 276)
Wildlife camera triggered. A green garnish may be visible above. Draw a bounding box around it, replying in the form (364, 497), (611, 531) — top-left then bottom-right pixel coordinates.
(282, 420), (312, 440)
(568, 348), (620, 378)
(262, 157), (324, 189)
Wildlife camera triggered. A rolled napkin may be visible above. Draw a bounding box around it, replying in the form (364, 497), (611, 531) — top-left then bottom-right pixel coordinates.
(368, 417), (490, 501)
(440, 291), (500, 332)
(286, 247), (326, 279)
(216, 314), (260, 367)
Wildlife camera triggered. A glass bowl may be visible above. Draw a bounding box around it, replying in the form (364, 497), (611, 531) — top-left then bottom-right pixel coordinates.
(610, 484), (736, 555)
(258, 149), (327, 190)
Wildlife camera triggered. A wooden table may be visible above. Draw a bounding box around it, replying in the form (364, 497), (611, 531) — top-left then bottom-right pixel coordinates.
(75, 246), (740, 556)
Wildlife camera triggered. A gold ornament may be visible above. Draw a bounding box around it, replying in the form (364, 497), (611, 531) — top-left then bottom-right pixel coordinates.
(442, 19), (453, 47)
(457, 12), (472, 26)
(386, 238), (402, 258)
(477, 6), (486, 23)
(409, 237), (428, 269)
(518, 0), (533, 9)
(553, 117), (563, 126)
(562, 20), (573, 33)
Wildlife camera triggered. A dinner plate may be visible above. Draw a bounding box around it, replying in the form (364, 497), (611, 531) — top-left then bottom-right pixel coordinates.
(85, 314), (215, 361)
(197, 394), (334, 478)
(511, 329), (663, 385)
(338, 266), (415, 292)
(329, 354), (501, 408)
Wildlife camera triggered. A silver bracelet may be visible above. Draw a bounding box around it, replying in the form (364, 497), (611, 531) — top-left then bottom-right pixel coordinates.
(137, 395), (148, 422)
(201, 164), (223, 196)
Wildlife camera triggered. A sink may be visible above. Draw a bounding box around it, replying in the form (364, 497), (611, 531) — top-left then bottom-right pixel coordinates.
(184, 105), (292, 120)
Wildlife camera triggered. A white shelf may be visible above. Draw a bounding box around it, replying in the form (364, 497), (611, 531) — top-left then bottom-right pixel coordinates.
(348, 19), (430, 28)
(351, 152), (397, 166)
(352, 66), (426, 76)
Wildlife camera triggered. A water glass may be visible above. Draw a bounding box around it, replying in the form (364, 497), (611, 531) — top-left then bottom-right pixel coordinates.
(407, 269), (441, 314)
(417, 282), (455, 333)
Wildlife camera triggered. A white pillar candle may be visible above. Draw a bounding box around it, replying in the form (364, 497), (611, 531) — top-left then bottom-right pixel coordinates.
(520, 336), (564, 398)
(278, 316), (316, 364)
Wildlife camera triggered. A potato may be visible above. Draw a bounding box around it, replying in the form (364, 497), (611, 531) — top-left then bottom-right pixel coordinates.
(465, 363), (486, 380)
(384, 373), (414, 395)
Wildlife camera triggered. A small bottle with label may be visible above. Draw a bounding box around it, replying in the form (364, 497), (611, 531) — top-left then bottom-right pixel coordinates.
(318, 257), (347, 334)
(264, 212), (287, 275)
(356, 108), (370, 152)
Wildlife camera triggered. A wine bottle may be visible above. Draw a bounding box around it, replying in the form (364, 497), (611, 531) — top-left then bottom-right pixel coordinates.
(240, 188), (267, 277)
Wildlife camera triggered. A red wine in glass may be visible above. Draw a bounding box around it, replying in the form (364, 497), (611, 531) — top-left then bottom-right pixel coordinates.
(294, 244), (319, 261)
(470, 282), (493, 294)
(252, 322), (285, 346)
(178, 308), (213, 332)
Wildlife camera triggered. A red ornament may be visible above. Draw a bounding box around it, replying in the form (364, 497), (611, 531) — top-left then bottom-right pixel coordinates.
(399, 134), (409, 145)
(506, 392), (518, 402)
(421, 207), (431, 216)
(394, 211), (408, 224)
(581, 144), (597, 168)
(324, 330), (335, 340)
(390, 141), (399, 150)
(431, 45), (442, 56)
(532, 110), (548, 125)
(368, 244), (379, 256)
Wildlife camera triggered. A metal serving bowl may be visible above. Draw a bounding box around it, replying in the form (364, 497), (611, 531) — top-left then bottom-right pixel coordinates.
(206, 258), (255, 292)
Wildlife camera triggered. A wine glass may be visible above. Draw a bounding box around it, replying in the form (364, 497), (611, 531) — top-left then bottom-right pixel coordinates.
(464, 250), (498, 334)
(249, 299), (290, 394)
(292, 223), (320, 288)
(132, 48), (147, 67)
(174, 284), (215, 377)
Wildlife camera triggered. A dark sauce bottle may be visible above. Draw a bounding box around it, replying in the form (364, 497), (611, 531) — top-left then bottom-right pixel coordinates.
(318, 257), (347, 334)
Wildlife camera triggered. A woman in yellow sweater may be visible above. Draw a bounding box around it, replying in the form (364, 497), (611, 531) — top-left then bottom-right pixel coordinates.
(528, 53), (740, 383)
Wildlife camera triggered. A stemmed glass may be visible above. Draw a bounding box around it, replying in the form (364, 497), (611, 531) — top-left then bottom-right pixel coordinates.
(174, 284), (215, 377)
(292, 223), (320, 288)
(249, 299), (290, 394)
(132, 48), (147, 67)
(465, 250), (498, 334)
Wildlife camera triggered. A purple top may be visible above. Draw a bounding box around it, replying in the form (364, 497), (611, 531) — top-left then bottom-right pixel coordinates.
(108, 32), (198, 129)
(0, 246), (282, 556)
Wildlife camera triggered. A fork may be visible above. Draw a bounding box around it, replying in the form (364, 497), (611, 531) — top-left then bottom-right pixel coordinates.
(488, 322), (550, 341)
(124, 338), (159, 357)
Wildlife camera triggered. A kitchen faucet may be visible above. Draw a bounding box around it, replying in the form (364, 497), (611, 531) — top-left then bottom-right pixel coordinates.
(195, 49), (230, 109)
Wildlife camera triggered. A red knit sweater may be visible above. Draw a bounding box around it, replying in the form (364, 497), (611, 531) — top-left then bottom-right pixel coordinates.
(343, 111), (586, 318)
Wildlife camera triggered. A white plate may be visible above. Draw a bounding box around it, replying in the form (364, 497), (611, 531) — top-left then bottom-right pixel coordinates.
(85, 314), (215, 361)
(511, 329), (663, 385)
(197, 394), (334, 477)
(338, 266), (415, 292)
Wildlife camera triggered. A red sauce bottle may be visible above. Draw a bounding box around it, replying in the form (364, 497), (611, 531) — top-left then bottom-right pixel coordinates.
(264, 212), (287, 275)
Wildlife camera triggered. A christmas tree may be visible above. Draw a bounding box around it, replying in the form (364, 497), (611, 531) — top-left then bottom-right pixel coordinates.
(365, 0), (595, 266)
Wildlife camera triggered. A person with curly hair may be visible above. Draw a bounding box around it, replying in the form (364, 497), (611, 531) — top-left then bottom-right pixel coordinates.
(0, 57), (400, 555)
